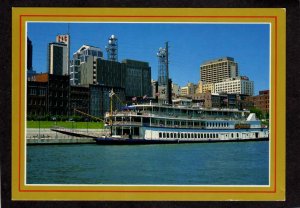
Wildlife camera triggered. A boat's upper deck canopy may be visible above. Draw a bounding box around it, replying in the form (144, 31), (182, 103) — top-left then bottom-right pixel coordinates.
(115, 103), (250, 121)
(122, 103), (250, 113)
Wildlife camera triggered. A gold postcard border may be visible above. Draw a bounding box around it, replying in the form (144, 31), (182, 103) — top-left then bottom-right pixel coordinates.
(12, 8), (286, 201)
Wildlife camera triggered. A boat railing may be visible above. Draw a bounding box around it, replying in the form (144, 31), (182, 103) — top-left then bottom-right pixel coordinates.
(113, 121), (141, 126)
(110, 113), (245, 122)
(149, 123), (206, 129)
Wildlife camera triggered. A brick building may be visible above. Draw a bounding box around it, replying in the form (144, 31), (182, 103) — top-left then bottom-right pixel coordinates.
(246, 90), (269, 114)
(28, 73), (70, 117)
(27, 80), (47, 117)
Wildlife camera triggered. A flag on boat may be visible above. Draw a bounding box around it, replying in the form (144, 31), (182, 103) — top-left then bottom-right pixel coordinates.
(132, 97), (137, 101)
(109, 90), (115, 97)
(143, 95), (147, 99)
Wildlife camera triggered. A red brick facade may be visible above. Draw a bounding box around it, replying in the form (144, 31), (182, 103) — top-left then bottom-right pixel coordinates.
(246, 90), (269, 114)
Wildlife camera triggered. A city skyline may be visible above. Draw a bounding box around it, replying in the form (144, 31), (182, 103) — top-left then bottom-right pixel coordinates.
(27, 22), (270, 95)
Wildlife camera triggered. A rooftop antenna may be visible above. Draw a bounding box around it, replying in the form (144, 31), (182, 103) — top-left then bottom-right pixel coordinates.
(67, 23), (70, 35)
(105, 34), (118, 62)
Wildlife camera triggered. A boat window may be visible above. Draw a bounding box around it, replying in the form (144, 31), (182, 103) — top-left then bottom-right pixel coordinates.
(181, 133), (184, 138)
(204, 134), (206, 138)
(231, 133), (234, 138)
(201, 134), (203, 138)
(170, 133), (173, 138)
(174, 133), (177, 138)
(163, 133), (166, 138)
(167, 133), (169, 138)
(194, 133), (197, 139)
(237, 133), (239, 138)
(185, 133), (187, 138)
(159, 132), (162, 138)
(216, 134), (219, 138)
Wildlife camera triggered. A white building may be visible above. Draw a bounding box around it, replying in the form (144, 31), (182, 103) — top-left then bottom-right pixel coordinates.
(215, 76), (254, 96)
(70, 45), (103, 85)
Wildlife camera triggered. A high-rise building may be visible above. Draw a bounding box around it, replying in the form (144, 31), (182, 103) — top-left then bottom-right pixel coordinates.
(96, 59), (126, 88)
(122, 59), (151, 99)
(70, 45), (103, 85)
(215, 76), (254, 96)
(56, 34), (70, 74)
(48, 42), (68, 75)
(27, 37), (33, 71)
(78, 57), (125, 87)
(27, 37), (36, 78)
(200, 57), (239, 84)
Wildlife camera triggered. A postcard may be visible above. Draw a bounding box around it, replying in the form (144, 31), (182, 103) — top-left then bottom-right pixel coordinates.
(11, 8), (285, 201)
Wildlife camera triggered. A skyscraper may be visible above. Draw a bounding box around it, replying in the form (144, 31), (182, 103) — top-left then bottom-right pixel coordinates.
(56, 34), (70, 74)
(200, 57), (239, 84)
(27, 37), (33, 71)
(122, 59), (151, 99)
(27, 37), (36, 78)
(48, 42), (68, 75)
(70, 45), (103, 85)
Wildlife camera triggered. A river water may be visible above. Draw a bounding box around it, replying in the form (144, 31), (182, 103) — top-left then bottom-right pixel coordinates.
(26, 141), (269, 185)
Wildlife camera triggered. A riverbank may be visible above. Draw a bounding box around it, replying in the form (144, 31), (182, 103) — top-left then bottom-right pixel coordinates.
(26, 128), (108, 145)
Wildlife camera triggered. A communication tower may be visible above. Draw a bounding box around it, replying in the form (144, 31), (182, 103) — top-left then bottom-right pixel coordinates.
(157, 42), (169, 85)
(157, 42), (170, 104)
(105, 34), (118, 62)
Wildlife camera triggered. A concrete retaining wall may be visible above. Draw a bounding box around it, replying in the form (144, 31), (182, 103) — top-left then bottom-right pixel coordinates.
(26, 128), (107, 145)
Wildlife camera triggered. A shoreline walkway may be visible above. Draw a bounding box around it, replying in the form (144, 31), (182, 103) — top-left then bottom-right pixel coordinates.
(26, 128), (109, 145)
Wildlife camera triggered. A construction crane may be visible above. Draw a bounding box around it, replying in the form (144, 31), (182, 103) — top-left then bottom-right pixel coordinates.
(73, 108), (106, 123)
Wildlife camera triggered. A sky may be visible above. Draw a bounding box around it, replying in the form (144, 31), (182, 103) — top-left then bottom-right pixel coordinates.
(27, 22), (270, 95)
